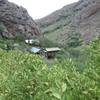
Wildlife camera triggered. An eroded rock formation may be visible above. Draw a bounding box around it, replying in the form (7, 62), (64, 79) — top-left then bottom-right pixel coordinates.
(0, 0), (41, 38)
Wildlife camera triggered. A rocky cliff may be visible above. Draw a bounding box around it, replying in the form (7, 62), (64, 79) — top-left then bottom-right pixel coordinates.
(37, 0), (100, 44)
(0, 0), (41, 38)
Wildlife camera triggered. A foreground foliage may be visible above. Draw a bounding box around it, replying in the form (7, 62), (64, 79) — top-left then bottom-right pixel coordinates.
(0, 39), (100, 100)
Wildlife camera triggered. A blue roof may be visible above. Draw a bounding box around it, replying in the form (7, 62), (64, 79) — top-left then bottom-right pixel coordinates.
(30, 47), (41, 53)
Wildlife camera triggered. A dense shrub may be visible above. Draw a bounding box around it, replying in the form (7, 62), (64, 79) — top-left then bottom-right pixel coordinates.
(14, 34), (26, 42)
(66, 32), (82, 47)
(0, 50), (43, 100)
(0, 42), (100, 100)
(39, 37), (58, 47)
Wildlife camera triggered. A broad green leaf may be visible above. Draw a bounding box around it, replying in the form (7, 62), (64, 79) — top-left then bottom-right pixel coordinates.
(62, 82), (67, 92)
(52, 92), (61, 100)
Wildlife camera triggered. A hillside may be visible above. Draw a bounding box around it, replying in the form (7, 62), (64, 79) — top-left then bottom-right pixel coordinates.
(0, 0), (41, 38)
(37, 0), (100, 44)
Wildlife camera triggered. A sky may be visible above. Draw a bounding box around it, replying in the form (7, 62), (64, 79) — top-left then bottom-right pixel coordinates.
(8, 0), (79, 19)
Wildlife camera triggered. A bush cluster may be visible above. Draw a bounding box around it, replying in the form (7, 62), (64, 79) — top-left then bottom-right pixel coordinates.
(0, 38), (100, 100)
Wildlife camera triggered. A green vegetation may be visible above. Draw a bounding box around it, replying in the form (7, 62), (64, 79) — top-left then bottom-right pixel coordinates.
(39, 37), (59, 47)
(0, 23), (5, 38)
(0, 36), (59, 52)
(42, 16), (71, 34)
(0, 38), (100, 100)
(66, 32), (82, 47)
(0, 23), (4, 33)
(13, 34), (26, 42)
(0, 37), (31, 52)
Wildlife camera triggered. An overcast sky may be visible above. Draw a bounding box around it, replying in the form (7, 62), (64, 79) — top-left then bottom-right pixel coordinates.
(8, 0), (79, 19)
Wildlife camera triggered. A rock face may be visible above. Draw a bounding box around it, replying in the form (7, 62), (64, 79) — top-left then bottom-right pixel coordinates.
(73, 0), (100, 42)
(37, 0), (100, 44)
(0, 0), (41, 38)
